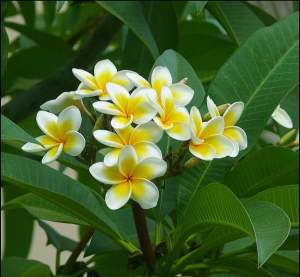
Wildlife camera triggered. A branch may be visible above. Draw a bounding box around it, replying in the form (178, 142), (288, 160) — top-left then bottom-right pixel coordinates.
(2, 15), (122, 122)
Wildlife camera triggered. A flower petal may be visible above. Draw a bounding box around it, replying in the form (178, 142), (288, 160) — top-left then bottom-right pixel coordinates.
(126, 71), (151, 88)
(106, 82), (129, 112)
(93, 130), (123, 148)
(131, 179), (159, 209)
(94, 59), (117, 87)
(36, 111), (59, 140)
(169, 83), (194, 106)
(75, 88), (100, 99)
(161, 86), (175, 114)
(151, 66), (172, 93)
(89, 162), (125, 184)
(131, 122), (163, 144)
(167, 123), (191, 141)
(153, 116), (173, 130)
(189, 143), (216, 160)
(223, 101), (244, 127)
(105, 182), (132, 210)
(72, 68), (97, 90)
(224, 126), (248, 151)
(205, 135), (234, 158)
(118, 145), (138, 177)
(133, 157), (167, 180)
(169, 107), (190, 123)
(190, 106), (203, 139)
(58, 106), (82, 136)
(93, 101), (122, 115)
(200, 116), (224, 138)
(115, 125), (134, 144)
(36, 135), (59, 149)
(271, 105), (293, 129)
(134, 142), (162, 161)
(63, 131), (85, 156)
(22, 142), (45, 153)
(42, 143), (63, 164)
(207, 96), (220, 117)
(111, 70), (134, 91)
(111, 115), (133, 129)
(104, 148), (121, 166)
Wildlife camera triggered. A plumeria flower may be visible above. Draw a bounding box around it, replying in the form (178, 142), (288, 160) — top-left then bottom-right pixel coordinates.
(40, 91), (83, 114)
(89, 146), (167, 210)
(126, 66), (194, 107)
(72, 59), (133, 100)
(150, 86), (191, 141)
(271, 105), (293, 129)
(189, 106), (234, 160)
(94, 122), (163, 166)
(93, 83), (157, 129)
(22, 106), (85, 164)
(207, 96), (247, 157)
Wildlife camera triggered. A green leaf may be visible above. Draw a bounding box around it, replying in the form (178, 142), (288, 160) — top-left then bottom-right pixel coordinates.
(245, 2), (276, 26)
(1, 257), (52, 277)
(56, 1), (66, 12)
(1, 24), (8, 87)
(225, 147), (299, 197)
(43, 1), (56, 30)
(38, 220), (78, 252)
(2, 184), (34, 258)
(3, 193), (87, 226)
(250, 185), (299, 228)
(280, 86), (299, 128)
(19, 1), (36, 27)
(1, 114), (37, 145)
(180, 1), (207, 20)
(208, 12), (299, 149)
(1, 153), (124, 244)
(153, 49), (206, 109)
(97, 1), (159, 58)
(206, 1), (265, 46)
(176, 183), (290, 268)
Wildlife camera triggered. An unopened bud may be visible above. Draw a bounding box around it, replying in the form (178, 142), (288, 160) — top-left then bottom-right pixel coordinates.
(179, 77), (188, 84)
(184, 157), (200, 168)
(279, 129), (298, 145)
(93, 115), (105, 131)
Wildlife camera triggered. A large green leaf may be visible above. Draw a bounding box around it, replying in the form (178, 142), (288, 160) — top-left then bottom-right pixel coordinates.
(250, 185), (299, 228)
(206, 1), (265, 46)
(175, 183), (290, 269)
(208, 12), (299, 149)
(1, 257), (52, 277)
(153, 49), (206, 109)
(97, 1), (159, 58)
(19, 1), (36, 27)
(3, 193), (87, 226)
(225, 147), (299, 197)
(1, 114), (37, 145)
(1, 153), (126, 245)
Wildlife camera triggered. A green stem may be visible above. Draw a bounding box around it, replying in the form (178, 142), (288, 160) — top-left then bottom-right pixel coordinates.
(55, 250), (61, 273)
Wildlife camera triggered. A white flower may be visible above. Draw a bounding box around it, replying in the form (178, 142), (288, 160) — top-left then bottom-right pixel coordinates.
(127, 66), (194, 107)
(72, 59), (133, 100)
(89, 146), (167, 210)
(271, 105), (293, 129)
(93, 83), (157, 129)
(207, 96), (247, 157)
(22, 106), (85, 164)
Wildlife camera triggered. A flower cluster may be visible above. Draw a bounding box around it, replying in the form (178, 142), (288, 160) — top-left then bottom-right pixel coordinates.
(22, 59), (247, 210)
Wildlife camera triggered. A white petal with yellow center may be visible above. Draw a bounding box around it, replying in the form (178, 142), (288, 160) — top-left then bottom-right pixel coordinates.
(205, 135), (234, 158)
(200, 116), (224, 139)
(42, 143), (63, 164)
(106, 82), (129, 113)
(151, 66), (172, 93)
(111, 70), (134, 91)
(115, 125), (134, 144)
(133, 157), (167, 180)
(94, 59), (117, 87)
(36, 111), (59, 140)
(105, 182), (131, 210)
(131, 122), (163, 144)
(153, 116), (173, 130)
(63, 131), (85, 156)
(126, 71), (151, 88)
(189, 143), (216, 161)
(169, 107), (190, 124)
(93, 101), (122, 116)
(104, 148), (122, 166)
(271, 105), (293, 129)
(131, 179), (159, 209)
(72, 68), (97, 90)
(223, 101), (244, 127)
(36, 135), (59, 149)
(224, 126), (248, 152)
(207, 96), (220, 117)
(89, 162), (125, 184)
(111, 115), (133, 129)
(58, 106), (81, 136)
(21, 142), (45, 153)
(134, 142), (162, 161)
(75, 83), (100, 99)
(118, 146), (138, 177)
(166, 123), (191, 141)
(190, 106), (203, 139)
(93, 130), (123, 148)
(169, 83), (194, 106)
